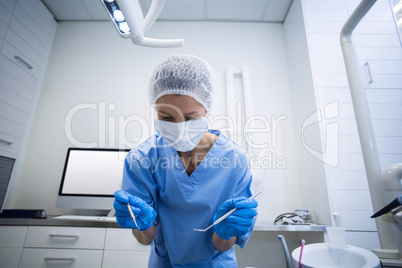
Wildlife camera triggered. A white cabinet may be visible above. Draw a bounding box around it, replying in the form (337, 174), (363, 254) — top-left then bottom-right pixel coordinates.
(21, 226), (106, 268)
(103, 250), (150, 267)
(19, 248), (104, 268)
(0, 248), (24, 268)
(24, 226), (106, 249)
(0, 0), (17, 14)
(0, 225), (27, 247)
(0, 0), (56, 159)
(0, 226), (28, 268)
(104, 228), (151, 251)
(103, 228), (150, 267)
(0, 225), (151, 267)
(0, 0), (14, 49)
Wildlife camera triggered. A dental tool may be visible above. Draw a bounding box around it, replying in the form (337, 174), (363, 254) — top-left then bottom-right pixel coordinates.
(193, 191), (261, 232)
(120, 186), (139, 229)
(126, 202), (139, 229)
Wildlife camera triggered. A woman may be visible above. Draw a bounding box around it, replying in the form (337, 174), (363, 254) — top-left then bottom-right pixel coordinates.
(114, 54), (258, 267)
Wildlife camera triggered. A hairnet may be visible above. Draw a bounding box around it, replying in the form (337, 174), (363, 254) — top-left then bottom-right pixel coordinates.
(148, 54), (215, 112)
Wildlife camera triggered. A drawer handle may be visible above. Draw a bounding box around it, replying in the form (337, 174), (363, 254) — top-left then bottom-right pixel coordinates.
(0, 139), (13, 145)
(49, 234), (80, 239)
(364, 61), (373, 84)
(44, 257), (76, 262)
(14, 55), (33, 70)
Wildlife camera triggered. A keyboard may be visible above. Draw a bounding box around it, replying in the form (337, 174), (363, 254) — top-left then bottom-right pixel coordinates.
(53, 215), (117, 222)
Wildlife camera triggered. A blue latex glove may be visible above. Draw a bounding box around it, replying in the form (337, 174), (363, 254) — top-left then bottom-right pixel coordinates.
(113, 190), (157, 231)
(213, 197), (258, 240)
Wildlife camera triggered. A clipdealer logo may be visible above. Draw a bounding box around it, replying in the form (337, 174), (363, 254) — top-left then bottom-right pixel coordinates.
(302, 100), (339, 167)
(63, 100), (339, 168)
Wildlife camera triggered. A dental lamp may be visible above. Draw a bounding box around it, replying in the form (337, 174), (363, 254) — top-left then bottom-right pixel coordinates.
(101, 0), (184, 48)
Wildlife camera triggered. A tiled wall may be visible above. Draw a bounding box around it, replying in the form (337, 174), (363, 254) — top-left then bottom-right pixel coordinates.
(302, 0), (402, 250)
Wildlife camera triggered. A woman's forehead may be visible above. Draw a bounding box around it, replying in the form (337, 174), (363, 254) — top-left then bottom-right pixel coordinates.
(155, 95), (206, 115)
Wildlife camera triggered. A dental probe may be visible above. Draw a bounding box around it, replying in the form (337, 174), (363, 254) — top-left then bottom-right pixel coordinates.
(126, 202), (140, 229)
(120, 186), (140, 229)
(193, 191), (262, 232)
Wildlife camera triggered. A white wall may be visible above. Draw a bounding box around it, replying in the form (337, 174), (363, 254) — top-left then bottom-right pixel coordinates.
(8, 21), (302, 225)
(283, 0), (332, 226)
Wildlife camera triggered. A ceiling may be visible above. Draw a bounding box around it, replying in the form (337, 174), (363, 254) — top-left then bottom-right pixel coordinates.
(40, 0), (293, 23)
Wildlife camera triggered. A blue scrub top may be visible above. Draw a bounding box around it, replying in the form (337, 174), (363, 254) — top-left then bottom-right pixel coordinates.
(122, 130), (256, 268)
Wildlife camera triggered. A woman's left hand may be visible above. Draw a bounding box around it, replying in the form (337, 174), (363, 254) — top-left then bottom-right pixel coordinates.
(213, 197), (258, 240)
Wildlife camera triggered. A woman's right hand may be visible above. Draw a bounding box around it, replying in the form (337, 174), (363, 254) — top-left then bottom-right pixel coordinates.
(113, 190), (157, 231)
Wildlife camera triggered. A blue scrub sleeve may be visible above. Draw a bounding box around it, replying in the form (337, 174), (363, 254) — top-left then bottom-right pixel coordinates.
(121, 147), (157, 210)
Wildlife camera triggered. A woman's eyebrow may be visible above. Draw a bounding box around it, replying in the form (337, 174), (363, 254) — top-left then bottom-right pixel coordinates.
(184, 112), (198, 116)
(158, 110), (171, 115)
(157, 111), (199, 116)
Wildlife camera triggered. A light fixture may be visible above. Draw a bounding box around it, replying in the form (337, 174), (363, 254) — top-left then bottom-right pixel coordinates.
(101, 0), (184, 48)
(113, 10), (125, 22)
(118, 22), (130, 33)
(101, 0), (131, 37)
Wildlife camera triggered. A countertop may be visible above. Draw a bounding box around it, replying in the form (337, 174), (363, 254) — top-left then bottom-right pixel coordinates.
(254, 222), (328, 232)
(0, 216), (120, 228)
(0, 217), (328, 231)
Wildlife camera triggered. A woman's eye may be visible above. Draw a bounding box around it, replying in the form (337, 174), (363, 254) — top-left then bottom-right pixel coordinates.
(161, 116), (173, 121)
(185, 117), (197, 121)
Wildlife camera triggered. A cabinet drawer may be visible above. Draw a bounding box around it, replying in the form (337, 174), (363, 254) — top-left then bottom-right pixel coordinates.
(24, 226), (106, 249)
(0, 55), (38, 90)
(0, 68), (35, 101)
(19, 248), (103, 268)
(0, 248), (23, 268)
(0, 226), (28, 248)
(0, 0), (17, 13)
(0, 118), (25, 157)
(105, 228), (151, 251)
(17, 0), (52, 35)
(0, 116), (26, 140)
(2, 39), (41, 78)
(363, 74), (402, 89)
(0, 19), (8, 40)
(0, 95), (30, 126)
(0, 146), (18, 159)
(29, 0), (54, 25)
(13, 4), (48, 43)
(103, 250), (150, 268)
(0, 2), (12, 26)
(9, 16), (46, 58)
(0, 83), (31, 113)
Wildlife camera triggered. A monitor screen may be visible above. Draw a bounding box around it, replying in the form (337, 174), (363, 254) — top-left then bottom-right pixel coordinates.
(56, 148), (129, 211)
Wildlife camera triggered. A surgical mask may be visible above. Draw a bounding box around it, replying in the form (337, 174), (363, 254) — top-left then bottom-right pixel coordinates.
(154, 118), (209, 152)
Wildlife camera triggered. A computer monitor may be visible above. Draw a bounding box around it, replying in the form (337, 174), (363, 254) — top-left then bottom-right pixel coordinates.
(56, 148), (129, 212)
